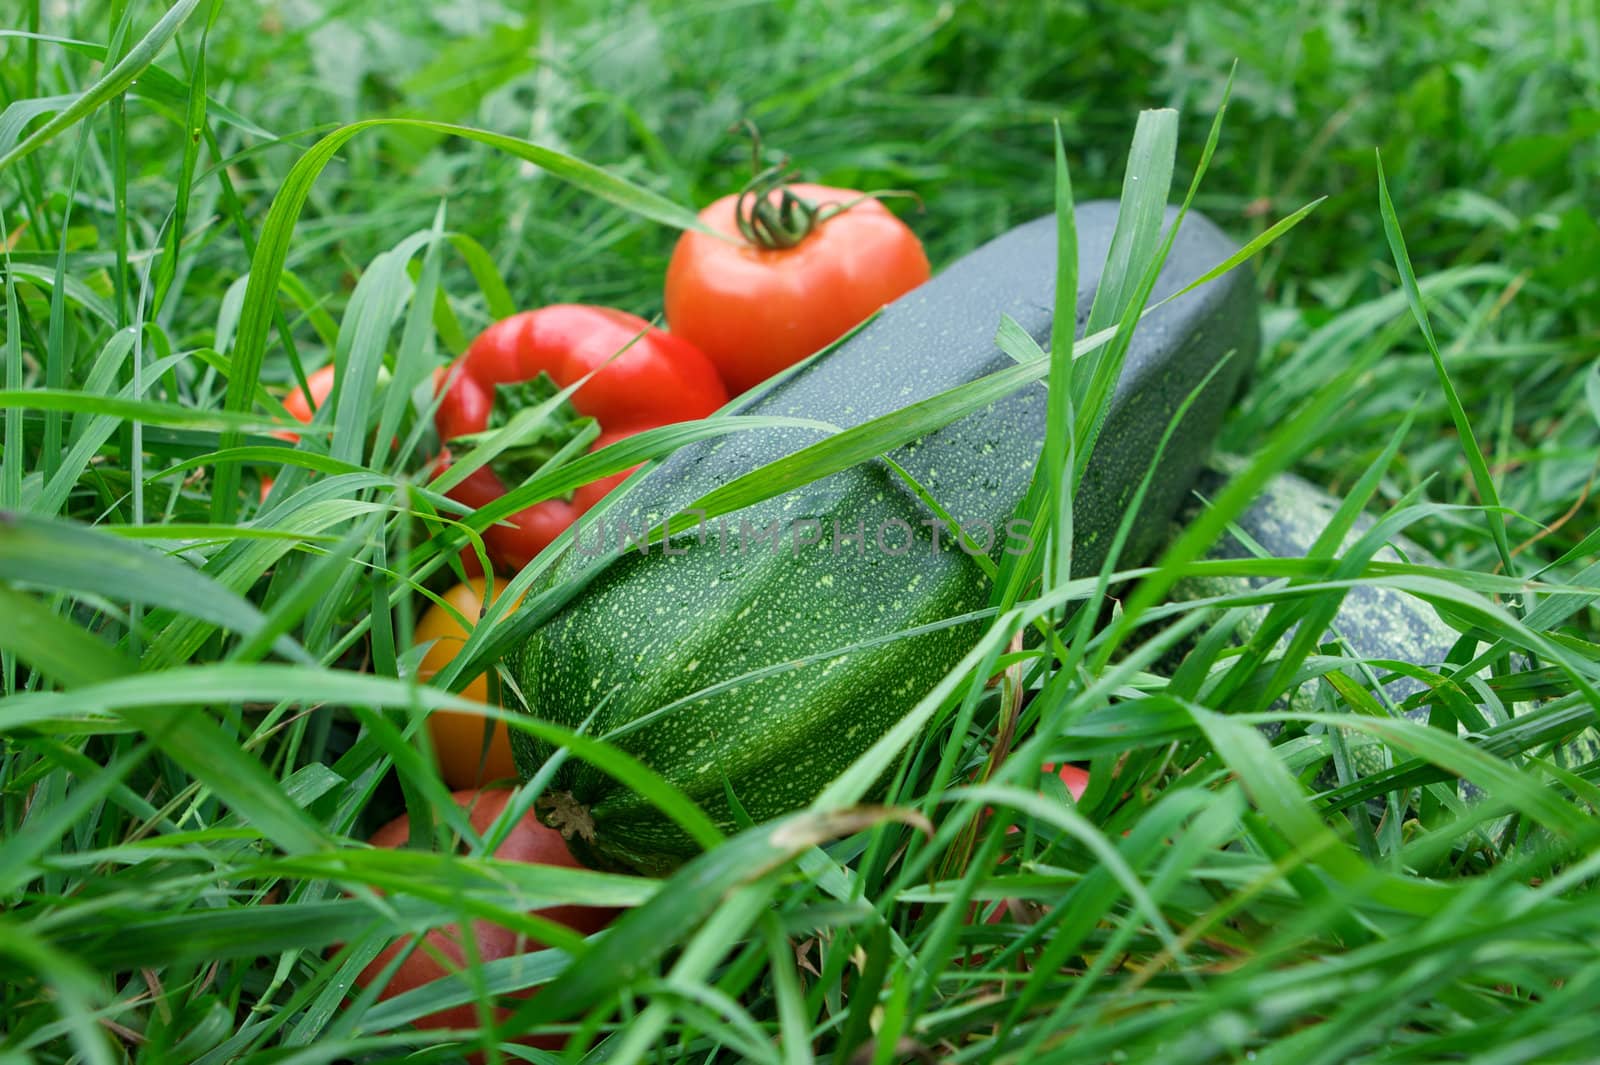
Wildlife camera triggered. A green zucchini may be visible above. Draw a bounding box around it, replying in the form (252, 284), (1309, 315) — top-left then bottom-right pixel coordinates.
(512, 201), (1260, 873)
(1168, 465), (1600, 783)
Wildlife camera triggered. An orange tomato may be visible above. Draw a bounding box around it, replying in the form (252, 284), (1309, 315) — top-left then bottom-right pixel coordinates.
(356, 789), (618, 1054)
(664, 182), (930, 394)
(415, 579), (523, 788)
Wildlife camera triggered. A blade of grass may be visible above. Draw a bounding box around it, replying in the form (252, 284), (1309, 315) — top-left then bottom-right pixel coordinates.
(1375, 152), (1516, 577)
(0, 0), (206, 171)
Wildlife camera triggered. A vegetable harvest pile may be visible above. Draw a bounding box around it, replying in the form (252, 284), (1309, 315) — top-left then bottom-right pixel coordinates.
(5, 5), (1600, 1064)
(511, 199), (1259, 875)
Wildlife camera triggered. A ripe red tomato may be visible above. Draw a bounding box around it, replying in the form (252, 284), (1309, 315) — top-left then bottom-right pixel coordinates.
(280, 363), (338, 433)
(1045, 762), (1090, 801)
(977, 762), (1093, 927)
(994, 762), (1090, 839)
(664, 182), (931, 394)
(260, 364), (338, 501)
(414, 580), (524, 788)
(356, 789), (618, 1053)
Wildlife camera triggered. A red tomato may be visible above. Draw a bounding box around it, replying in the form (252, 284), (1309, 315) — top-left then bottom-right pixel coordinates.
(993, 761), (1090, 839)
(414, 580), (524, 789)
(1045, 762), (1090, 801)
(435, 306), (727, 573)
(980, 762), (1092, 925)
(355, 789), (618, 1054)
(260, 364), (338, 500)
(280, 363), (338, 432)
(664, 182), (930, 394)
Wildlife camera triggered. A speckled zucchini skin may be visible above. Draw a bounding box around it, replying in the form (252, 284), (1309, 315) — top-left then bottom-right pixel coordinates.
(513, 202), (1260, 873)
(1169, 465), (1600, 784)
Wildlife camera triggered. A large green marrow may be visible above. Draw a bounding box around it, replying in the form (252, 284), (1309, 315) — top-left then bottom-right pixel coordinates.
(1170, 465), (1600, 783)
(513, 201), (1260, 873)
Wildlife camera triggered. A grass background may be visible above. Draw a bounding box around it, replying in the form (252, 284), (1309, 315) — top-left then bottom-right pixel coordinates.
(2, 0), (1599, 1062)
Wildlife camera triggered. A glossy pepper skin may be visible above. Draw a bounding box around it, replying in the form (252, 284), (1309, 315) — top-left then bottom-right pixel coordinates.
(435, 306), (727, 574)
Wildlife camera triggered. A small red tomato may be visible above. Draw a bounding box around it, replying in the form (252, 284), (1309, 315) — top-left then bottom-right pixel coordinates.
(994, 762), (1091, 839)
(274, 363), (338, 441)
(260, 364), (339, 500)
(664, 181), (930, 394)
(978, 763), (1092, 926)
(1044, 762), (1090, 801)
(414, 579), (523, 789)
(356, 789), (617, 1053)
(434, 306), (727, 574)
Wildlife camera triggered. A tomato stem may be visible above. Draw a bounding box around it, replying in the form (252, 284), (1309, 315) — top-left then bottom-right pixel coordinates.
(730, 120), (922, 251)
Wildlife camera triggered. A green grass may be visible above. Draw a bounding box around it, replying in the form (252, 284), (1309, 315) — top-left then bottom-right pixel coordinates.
(3, 0), (1600, 1062)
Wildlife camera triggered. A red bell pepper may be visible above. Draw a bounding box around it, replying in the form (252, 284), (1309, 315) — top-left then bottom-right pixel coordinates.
(434, 305), (728, 574)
